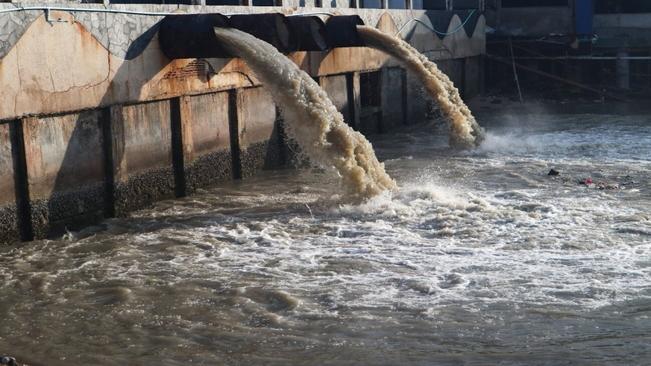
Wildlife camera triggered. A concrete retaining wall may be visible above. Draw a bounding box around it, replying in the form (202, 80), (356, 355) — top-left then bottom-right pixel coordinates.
(23, 112), (108, 238)
(381, 67), (407, 130)
(109, 101), (176, 216)
(236, 87), (284, 178)
(0, 6), (485, 243)
(321, 74), (354, 126)
(0, 5), (486, 122)
(180, 92), (233, 193)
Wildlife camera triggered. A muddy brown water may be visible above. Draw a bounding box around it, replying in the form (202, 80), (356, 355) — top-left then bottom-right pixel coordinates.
(1, 108), (650, 365)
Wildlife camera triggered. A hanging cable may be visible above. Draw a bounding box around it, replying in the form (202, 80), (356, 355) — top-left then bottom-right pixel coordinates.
(395, 9), (476, 37)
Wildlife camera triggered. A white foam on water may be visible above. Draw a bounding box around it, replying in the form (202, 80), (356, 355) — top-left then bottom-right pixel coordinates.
(1, 109), (650, 364)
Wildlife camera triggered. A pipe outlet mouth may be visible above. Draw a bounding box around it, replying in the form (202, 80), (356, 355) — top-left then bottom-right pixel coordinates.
(159, 13), (233, 59)
(324, 15), (366, 48)
(158, 13), (366, 60)
(228, 13), (294, 53)
(286, 15), (328, 52)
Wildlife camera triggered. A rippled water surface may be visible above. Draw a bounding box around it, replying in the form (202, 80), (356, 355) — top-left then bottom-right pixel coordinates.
(1, 110), (650, 365)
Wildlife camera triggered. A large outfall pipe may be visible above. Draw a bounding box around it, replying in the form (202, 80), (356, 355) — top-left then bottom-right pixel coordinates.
(159, 13), (365, 60)
(323, 15), (365, 48)
(159, 13), (232, 59)
(286, 15), (328, 52)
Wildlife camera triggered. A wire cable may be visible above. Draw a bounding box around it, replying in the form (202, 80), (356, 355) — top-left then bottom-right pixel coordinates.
(395, 9), (476, 37)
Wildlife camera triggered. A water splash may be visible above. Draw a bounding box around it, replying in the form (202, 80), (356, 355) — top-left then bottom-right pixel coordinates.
(213, 27), (396, 199)
(357, 25), (484, 148)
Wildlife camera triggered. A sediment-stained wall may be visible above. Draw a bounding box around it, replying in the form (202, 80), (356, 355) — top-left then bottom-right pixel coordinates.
(22, 112), (108, 238)
(236, 87), (285, 178)
(0, 123), (19, 243)
(0, 3), (486, 243)
(109, 101), (176, 217)
(179, 92), (233, 193)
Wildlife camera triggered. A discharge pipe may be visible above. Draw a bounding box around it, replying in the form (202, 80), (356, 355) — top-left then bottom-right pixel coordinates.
(160, 13), (295, 58)
(228, 13), (295, 53)
(159, 13), (365, 59)
(324, 15), (365, 48)
(286, 15), (328, 52)
(159, 13), (232, 59)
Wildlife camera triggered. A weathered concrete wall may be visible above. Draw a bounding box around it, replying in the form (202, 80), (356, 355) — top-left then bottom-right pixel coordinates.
(0, 6), (485, 243)
(0, 122), (19, 243)
(109, 101), (176, 216)
(0, 58), (482, 243)
(23, 112), (107, 239)
(236, 87), (283, 178)
(405, 71), (429, 125)
(321, 74), (354, 125)
(180, 92), (233, 193)
(464, 56), (481, 99)
(0, 4), (486, 122)
(359, 71), (383, 135)
(381, 67), (406, 130)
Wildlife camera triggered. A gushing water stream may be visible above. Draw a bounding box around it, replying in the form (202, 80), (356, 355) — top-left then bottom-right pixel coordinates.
(357, 25), (484, 148)
(213, 27), (396, 199)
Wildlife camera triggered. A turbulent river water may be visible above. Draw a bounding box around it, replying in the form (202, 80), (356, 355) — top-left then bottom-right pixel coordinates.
(1, 107), (650, 365)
